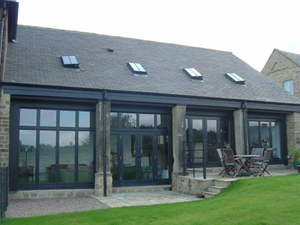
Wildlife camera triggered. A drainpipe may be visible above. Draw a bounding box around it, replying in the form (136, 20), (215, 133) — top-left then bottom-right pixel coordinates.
(241, 101), (249, 154)
(0, 3), (6, 97)
(102, 91), (107, 197)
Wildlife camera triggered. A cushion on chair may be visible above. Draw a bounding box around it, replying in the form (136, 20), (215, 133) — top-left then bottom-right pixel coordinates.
(224, 162), (235, 166)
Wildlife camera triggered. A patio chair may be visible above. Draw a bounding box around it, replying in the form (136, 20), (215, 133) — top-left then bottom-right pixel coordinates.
(250, 147), (265, 167)
(220, 149), (238, 177)
(252, 148), (273, 176)
(251, 148), (264, 157)
(217, 149), (226, 176)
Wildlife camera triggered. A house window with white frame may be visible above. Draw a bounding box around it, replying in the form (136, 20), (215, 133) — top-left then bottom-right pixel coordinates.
(283, 80), (294, 94)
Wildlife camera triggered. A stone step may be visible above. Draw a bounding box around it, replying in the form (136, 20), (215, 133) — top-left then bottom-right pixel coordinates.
(203, 191), (218, 198)
(213, 179), (235, 188)
(112, 185), (171, 194)
(186, 167), (223, 174)
(207, 186), (226, 194)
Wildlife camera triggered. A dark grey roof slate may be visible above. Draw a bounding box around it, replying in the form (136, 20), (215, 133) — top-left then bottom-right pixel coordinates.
(277, 49), (300, 68)
(4, 26), (300, 105)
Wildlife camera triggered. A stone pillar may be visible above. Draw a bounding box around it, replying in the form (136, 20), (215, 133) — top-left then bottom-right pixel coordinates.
(233, 109), (245, 155)
(286, 112), (300, 167)
(94, 101), (112, 196)
(171, 105), (186, 191)
(0, 94), (10, 168)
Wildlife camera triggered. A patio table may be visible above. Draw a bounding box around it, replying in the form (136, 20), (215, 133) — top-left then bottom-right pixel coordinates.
(234, 155), (260, 177)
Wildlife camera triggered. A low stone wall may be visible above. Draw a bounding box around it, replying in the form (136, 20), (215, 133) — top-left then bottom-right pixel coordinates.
(172, 173), (214, 196)
(9, 189), (95, 200)
(113, 185), (171, 194)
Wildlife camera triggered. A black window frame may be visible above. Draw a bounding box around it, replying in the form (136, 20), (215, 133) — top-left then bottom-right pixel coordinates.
(247, 116), (286, 164)
(9, 100), (96, 191)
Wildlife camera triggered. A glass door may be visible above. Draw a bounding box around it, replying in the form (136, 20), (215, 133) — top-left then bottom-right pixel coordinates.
(121, 134), (137, 184)
(207, 119), (218, 164)
(186, 117), (222, 166)
(110, 133), (170, 186)
(140, 135), (154, 182)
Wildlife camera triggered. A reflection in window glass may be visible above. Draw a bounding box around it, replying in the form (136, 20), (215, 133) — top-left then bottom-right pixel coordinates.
(157, 135), (169, 180)
(123, 135), (136, 180)
(157, 114), (168, 129)
(249, 121), (259, 148)
(110, 112), (118, 129)
(78, 131), (94, 182)
(221, 119), (230, 148)
(59, 131), (75, 183)
(260, 121), (270, 148)
(20, 109), (37, 126)
(40, 110), (56, 127)
(39, 131), (56, 183)
(79, 111), (91, 128)
(185, 119), (189, 156)
(120, 113), (136, 128)
(139, 114), (154, 129)
(18, 130), (36, 184)
(140, 135), (153, 180)
(271, 122), (281, 159)
(207, 120), (218, 162)
(192, 119), (203, 164)
(60, 111), (76, 127)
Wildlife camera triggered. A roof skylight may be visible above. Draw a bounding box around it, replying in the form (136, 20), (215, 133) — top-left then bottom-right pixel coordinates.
(225, 73), (245, 84)
(127, 62), (147, 75)
(183, 68), (203, 80)
(61, 56), (79, 69)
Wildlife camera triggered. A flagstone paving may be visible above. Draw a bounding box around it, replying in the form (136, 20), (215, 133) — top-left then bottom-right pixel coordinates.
(93, 191), (200, 208)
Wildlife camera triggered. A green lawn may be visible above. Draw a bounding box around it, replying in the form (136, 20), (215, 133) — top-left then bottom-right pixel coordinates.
(4, 175), (300, 225)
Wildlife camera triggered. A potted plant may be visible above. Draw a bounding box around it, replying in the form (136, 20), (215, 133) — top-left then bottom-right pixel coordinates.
(290, 147), (300, 172)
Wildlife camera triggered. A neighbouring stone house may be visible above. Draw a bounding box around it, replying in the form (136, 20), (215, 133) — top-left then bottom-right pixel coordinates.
(262, 49), (300, 97)
(1, 1), (300, 199)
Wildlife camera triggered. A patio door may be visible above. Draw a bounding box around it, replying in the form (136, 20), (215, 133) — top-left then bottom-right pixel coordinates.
(111, 133), (170, 186)
(186, 117), (220, 166)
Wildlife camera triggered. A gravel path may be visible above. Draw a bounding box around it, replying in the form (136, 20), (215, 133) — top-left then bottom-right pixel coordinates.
(6, 197), (108, 218)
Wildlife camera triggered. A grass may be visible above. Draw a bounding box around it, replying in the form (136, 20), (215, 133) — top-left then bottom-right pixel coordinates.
(4, 175), (300, 225)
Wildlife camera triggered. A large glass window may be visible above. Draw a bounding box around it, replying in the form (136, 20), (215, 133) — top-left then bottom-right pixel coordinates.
(248, 119), (282, 161)
(17, 108), (95, 189)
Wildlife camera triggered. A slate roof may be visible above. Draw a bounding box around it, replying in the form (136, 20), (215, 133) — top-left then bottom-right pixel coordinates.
(276, 49), (300, 68)
(4, 25), (300, 105)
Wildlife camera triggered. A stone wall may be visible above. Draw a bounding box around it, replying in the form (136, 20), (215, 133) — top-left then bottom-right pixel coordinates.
(233, 109), (245, 155)
(94, 101), (112, 196)
(173, 175), (214, 196)
(171, 105), (186, 190)
(286, 112), (300, 167)
(0, 94), (10, 168)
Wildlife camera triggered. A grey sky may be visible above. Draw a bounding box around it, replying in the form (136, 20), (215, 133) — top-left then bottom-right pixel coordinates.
(18, 0), (300, 71)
